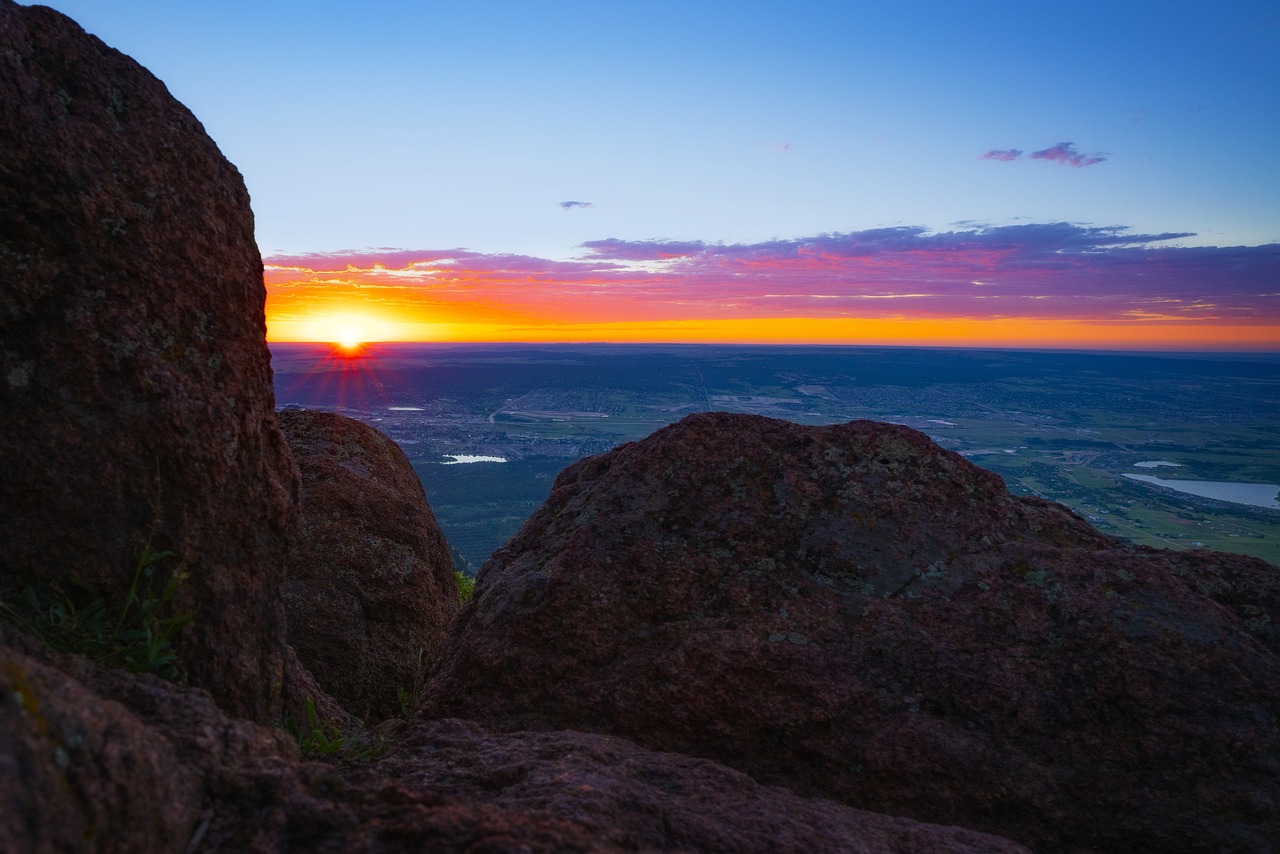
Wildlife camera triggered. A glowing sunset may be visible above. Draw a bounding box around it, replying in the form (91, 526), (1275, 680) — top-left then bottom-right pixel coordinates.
(263, 227), (1280, 349)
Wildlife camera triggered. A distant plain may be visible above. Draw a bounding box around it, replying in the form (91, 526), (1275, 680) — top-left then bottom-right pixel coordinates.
(271, 344), (1280, 570)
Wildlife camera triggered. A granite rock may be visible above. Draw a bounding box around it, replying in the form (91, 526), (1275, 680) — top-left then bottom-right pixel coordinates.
(279, 409), (459, 722)
(1, 623), (1025, 853)
(425, 412), (1280, 852)
(0, 0), (298, 721)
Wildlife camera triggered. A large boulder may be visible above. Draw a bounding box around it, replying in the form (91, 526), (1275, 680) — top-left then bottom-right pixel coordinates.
(0, 1), (298, 719)
(425, 412), (1280, 853)
(278, 409), (459, 722)
(0, 625), (1027, 853)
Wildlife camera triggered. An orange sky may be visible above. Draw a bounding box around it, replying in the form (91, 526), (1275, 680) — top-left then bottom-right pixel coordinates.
(263, 234), (1280, 351)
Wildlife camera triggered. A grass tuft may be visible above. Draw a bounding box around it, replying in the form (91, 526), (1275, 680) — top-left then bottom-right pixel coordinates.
(0, 550), (191, 680)
(455, 570), (475, 604)
(283, 697), (389, 761)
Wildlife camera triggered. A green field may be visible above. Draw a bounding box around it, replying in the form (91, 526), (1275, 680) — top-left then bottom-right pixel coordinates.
(411, 457), (568, 573)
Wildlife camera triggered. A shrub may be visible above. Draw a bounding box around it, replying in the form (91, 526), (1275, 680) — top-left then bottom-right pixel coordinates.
(455, 570), (475, 604)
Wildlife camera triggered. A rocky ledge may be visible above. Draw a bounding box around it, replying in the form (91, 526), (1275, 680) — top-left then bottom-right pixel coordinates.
(1, 622), (1026, 852)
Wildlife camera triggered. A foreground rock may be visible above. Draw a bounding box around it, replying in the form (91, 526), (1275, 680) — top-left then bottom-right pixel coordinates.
(279, 409), (459, 722)
(0, 625), (1026, 853)
(0, 0), (297, 720)
(426, 412), (1280, 853)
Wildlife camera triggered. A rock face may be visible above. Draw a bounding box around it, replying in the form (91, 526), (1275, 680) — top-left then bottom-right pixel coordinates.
(425, 412), (1280, 853)
(0, 1), (298, 720)
(278, 409), (459, 722)
(0, 624), (1028, 853)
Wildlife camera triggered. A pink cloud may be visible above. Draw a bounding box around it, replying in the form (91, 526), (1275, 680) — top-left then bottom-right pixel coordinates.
(981, 148), (1022, 162)
(265, 225), (1279, 325)
(1029, 142), (1107, 167)
(983, 142), (1107, 168)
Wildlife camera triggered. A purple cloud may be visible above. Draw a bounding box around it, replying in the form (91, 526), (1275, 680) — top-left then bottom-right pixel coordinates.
(265, 225), (1279, 328)
(559, 200), (593, 210)
(981, 148), (1023, 162)
(574, 225), (1280, 317)
(1029, 142), (1107, 168)
(581, 238), (709, 261)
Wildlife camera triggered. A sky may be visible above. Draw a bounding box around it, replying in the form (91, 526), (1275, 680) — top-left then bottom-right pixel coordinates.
(29, 0), (1280, 349)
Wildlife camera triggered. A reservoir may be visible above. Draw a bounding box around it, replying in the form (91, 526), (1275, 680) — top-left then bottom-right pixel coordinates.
(1123, 474), (1280, 510)
(441, 454), (507, 464)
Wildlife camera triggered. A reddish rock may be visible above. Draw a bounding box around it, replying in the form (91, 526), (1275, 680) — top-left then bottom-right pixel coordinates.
(1, 624), (1025, 853)
(0, 628), (204, 852)
(425, 412), (1280, 853)
(279, 409), (459, 722)
(0, 0), (297, 720)
(323, 718), (1029, 854)
(281, 643), (362, 736)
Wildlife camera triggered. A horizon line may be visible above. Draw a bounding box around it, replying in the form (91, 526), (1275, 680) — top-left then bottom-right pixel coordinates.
(266, 339), (1280, 356)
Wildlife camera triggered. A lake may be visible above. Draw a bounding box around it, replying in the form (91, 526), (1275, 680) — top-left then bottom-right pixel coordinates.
(441, 455), (508, 465)
(1123, 474), (1280, 510)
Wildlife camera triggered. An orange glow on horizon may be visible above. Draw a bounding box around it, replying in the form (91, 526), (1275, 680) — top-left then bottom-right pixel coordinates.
(266, 314), (1280, 351)
(263, 249), (1280, 353)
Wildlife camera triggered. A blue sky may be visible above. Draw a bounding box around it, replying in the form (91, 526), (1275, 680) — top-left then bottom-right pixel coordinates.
(30, 0), (1280, 259)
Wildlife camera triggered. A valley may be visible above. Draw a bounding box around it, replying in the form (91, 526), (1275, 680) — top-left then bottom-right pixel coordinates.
(271, 344), (1280, 569)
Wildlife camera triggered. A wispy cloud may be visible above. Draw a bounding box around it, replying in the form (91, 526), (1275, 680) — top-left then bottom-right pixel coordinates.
(559, 200), (593, 210)
(981, 148), (1022, 162)
(1029, 142), (1107, 167)
(982, 142), (1107, 167)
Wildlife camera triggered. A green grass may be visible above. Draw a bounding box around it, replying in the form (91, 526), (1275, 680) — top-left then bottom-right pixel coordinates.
(283, 697), (389, 761)
(455, 570), (475, 604)
(0, 550), (191, 680)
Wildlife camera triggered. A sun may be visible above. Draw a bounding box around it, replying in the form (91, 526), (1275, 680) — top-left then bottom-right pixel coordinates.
(292, 314), (399, 353)
(324, 318), (378, 355)
(335, 327), (363, 352)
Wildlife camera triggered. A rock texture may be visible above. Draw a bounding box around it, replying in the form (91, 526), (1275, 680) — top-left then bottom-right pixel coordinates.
(0, 0), (297, 720)
(426, 412), (1280, 853)
(0, 635), (203, 852)
(279, 409), (459, 722)
(329, 720), (1028, 854)
(0, 624), (1025, 853)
